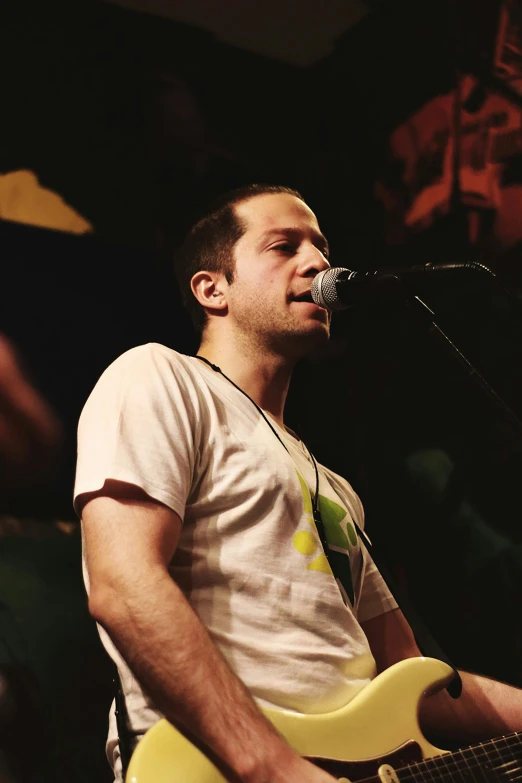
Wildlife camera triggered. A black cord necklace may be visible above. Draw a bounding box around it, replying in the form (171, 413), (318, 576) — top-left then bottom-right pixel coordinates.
(194, 355), (325, 535)
(193, 358), (464, 698)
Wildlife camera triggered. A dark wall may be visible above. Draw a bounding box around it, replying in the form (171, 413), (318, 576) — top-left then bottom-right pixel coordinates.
(303, 0), (522, 695)
(0, 5), (328, 781)
(0, 0), (314, 250)
(0, 0), (321, 519)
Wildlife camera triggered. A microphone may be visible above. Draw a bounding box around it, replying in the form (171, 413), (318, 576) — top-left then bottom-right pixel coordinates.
(311, 262), (492, 311)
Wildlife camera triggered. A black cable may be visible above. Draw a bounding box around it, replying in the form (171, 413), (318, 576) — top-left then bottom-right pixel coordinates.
(195, 355), (463, 698)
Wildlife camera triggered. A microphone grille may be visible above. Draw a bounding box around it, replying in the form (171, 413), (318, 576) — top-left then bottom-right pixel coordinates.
(311, 267), (351, 311)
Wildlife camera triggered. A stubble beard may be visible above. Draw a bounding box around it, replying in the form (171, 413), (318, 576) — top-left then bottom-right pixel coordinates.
(234, 305), (331, 362)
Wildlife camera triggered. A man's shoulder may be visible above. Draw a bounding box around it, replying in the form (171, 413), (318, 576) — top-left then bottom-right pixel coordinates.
(117, 341), (185, 361)
(107, 342), (192, 375)
(86, 343), (200, 402)
(80, 343), (206, 422)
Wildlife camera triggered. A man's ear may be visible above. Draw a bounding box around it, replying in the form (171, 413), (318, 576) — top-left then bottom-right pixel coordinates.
(190, 272), (227, 312)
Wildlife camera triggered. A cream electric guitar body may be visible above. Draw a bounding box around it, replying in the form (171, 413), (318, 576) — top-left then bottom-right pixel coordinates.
(125, 657), (522, 783)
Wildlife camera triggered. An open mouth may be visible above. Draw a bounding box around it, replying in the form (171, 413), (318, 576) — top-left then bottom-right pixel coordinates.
(292, 292), (315, 304)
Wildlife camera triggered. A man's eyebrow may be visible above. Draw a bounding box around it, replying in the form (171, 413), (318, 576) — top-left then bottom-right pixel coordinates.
(258, 227), (330, 255)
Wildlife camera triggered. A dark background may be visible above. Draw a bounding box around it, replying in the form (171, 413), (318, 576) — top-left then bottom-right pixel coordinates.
(1, 1), (522, 780)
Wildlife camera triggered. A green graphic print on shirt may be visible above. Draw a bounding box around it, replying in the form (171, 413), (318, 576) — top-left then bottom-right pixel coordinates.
(293, 471), (358, 606)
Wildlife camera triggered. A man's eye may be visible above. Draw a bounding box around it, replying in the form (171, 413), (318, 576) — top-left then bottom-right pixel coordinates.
(272, 243), (294, 253)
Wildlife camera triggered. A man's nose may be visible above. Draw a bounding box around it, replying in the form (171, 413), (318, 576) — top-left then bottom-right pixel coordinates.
(299, 245), (330, 276)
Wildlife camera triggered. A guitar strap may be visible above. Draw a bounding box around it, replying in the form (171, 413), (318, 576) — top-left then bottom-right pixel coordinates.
(349, 517), (463, 698)
(113, 664), (133, 780)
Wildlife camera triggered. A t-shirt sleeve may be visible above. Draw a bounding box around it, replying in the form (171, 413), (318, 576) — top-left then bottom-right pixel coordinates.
(356, 546), (398, 622)
(349, 485), (397, 622)
(323, 467), (398, 622)
(73, 343), (202, 520)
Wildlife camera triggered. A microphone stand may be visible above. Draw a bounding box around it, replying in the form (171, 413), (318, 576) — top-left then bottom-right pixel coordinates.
(360, 272), (522, 697)
(406, 291), (522, 436)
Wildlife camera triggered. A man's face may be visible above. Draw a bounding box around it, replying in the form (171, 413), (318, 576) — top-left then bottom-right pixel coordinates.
(224, 193), (331, 357)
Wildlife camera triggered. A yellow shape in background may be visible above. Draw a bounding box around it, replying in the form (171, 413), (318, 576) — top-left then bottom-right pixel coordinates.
(0, 170), (93, 234)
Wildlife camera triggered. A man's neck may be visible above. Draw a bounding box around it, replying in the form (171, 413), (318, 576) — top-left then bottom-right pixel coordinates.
(196, 338), (293, 428)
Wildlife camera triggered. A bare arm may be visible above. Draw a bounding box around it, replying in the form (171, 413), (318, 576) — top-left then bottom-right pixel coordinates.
(362, 607), (522, 745)
(81, 481), (335, 783)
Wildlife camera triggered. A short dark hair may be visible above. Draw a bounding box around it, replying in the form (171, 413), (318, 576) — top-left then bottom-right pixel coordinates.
(174, 183), (306, 336)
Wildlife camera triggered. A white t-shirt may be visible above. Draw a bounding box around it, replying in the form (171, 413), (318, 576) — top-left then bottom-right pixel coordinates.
(74, 343), (397, 773)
